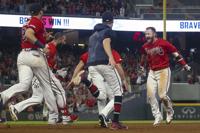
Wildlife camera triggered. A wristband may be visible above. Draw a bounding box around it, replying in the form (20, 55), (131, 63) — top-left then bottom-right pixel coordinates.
(34, 40), (45, 48)
(178, 59), (186, 66)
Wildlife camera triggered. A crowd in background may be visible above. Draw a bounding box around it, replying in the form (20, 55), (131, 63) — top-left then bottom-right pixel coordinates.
(0, 0), (130, 17)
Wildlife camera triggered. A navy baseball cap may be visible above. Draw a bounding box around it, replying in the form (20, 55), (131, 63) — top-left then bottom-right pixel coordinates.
(102, 11), (113, 23)
(29, 3), (43, 15)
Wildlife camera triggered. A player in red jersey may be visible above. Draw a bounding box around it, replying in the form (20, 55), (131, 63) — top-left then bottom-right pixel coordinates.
(8, 32), (78, 124)
(71, 49), (128, 128)
(140, 27), (191, 126)
(0, 3), (61, 124)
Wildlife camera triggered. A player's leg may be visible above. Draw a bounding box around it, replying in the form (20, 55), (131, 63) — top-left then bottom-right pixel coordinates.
(88, 67), (107, 100)
(42, 103), (49, 121)
(97, 65), (127, 130)
(157, 68), (173, 124)
(99, 82), (114, 120)
(88, 67), (110, 127)
(147, 70), (163, 126)
(50, 71), (78, 124)
(0, 50), (47, 106)
(31, 51), (59, 125)
(9, 77), (44, 121)
(0, 64), (33, 105)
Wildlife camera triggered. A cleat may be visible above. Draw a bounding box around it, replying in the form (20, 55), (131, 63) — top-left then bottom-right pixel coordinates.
(68, 114), (78, 122)
(62, 114), (78, 125)
(9, 104), (18, 121)
(99, 114), (108, 128)
(153, 115), (163, 126)
(110, 121), (128, 130)
(166, 109), (174, 124)
(48, 118), (58, 125)
(43, 116), (48, 121)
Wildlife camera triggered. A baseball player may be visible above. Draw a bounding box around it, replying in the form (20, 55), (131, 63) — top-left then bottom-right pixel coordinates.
(86, 11), (128, 130)
(140, 27), (191, 126)
(71, 49), (128, 128)
(8, 32), (78, 124)
(0, 3), (59, 124)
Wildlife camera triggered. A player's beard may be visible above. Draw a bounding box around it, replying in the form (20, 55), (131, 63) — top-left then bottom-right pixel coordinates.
(146, 36), (153, 44)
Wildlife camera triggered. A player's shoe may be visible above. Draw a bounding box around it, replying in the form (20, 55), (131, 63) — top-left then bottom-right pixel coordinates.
(99, 114), (108, 128)
(42, 116), (48, 121)
(153, 115), (163, 126)
(166, 109), (174, 124)
(106, 118), (112, 123)
(68, 114), (79, 122)
(8, 104), (18, 121)
(110, 121), (128, 130)
(48, 118), (58, 125)
(62, 114), (79, 125)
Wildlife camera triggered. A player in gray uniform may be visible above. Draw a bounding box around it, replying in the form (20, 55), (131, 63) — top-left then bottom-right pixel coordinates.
(86, 11), (128, 130)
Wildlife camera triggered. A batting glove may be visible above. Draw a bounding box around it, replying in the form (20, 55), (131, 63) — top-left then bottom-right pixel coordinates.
(183, 64), (191, 71)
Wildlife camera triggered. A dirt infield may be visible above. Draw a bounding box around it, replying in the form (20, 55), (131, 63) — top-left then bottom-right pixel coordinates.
(0, 123), (200, 133)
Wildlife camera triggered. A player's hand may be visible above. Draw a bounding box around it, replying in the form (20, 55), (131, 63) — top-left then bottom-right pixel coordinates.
(122, 79), (129, 92)
(109, 57), (116, 67)
(183, 64), (191, 71)
(43, 45), (49, 54)
(56, 68), (68, 78)
(72, 70), (85, 86)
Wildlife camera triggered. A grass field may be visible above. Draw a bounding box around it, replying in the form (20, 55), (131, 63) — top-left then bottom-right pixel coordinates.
(4, 120), (200, 125)
(1, 120), (200, 133)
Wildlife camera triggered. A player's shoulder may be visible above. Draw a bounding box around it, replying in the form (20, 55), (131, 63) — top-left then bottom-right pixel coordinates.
(157, 38), (171, 46)
(112, 49), (120, 56)
(80, 52), (88, 60)
(29, 17), (43, 26)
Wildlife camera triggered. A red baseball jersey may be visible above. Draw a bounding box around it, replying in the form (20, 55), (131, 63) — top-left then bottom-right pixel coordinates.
(141, 38), (177, 71)
(21, 17), (46, 49)
(80, 50), (122, 64)
(46, 41), (57, 69)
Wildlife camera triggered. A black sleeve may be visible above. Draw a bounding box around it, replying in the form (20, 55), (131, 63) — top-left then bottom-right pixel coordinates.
(103, 29), (114, 39)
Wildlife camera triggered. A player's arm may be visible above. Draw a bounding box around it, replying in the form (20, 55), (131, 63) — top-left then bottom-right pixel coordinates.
(72, 60), (85, 79)
(25, 28), (45, 48)
(172, 52), (191, 71)
(25, 28), (37, 44)
(165, 41), (191, 71)
(66, 60), (85, 88)
(103, 38), (116, 67)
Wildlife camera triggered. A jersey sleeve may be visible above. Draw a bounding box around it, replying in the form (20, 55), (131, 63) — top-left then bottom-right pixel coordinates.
(103, 29), (114, 39)
(112, 50), (122, 63)
(80, 52), (88, 64)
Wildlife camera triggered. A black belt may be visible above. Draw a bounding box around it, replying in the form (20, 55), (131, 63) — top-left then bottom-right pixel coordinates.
(87, 60), (109, 66)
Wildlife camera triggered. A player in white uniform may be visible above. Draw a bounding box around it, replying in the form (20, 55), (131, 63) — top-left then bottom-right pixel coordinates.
(8, 32), (78, 124)
(0, 4), (58, 124)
